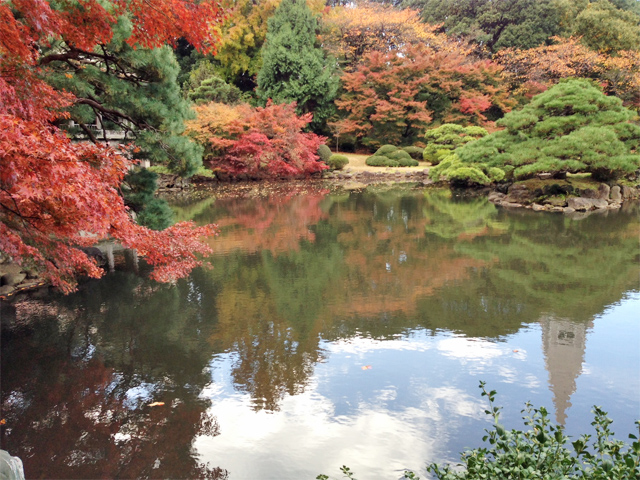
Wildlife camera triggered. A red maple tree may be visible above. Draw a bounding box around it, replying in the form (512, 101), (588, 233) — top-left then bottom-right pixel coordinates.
(334, 43), (513, 149)
(188, 101), (327, 178)
(0, 0), (223, 292)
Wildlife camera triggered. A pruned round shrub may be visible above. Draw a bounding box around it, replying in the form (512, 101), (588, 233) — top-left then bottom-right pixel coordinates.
(429, 153), (503, 187)
(317, 144), (332, 163)
(398, 158), (419, 167)
(457, 79), (640, 181)
(402, 146), (424, 160)
(387, 150), (412, 161)
(328, 154), (349, 170)
(423, 124), (488, 165)
(366, 155), (399, 167)
(375, 144), (398, 156)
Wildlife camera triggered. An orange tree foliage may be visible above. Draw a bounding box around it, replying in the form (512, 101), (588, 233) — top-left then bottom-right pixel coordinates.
(334, 43), (513, 149)
(320, 2), (449, 71)
(187, 101), (327, 178)
(496, 37), (640, 109)
(0, 0), (223, 292)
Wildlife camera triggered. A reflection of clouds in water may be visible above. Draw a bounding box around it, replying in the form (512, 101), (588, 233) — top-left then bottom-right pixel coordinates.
(123, 382), (156, 408)
(437, 337), (504, 362)
(438, 337), (527, 362)
(326, 336), (433, 356)
(414, 386), (485, 421)
(195, 336), (488, 478)
(195, 385), (464, 479)
(196, 333), (544, 478)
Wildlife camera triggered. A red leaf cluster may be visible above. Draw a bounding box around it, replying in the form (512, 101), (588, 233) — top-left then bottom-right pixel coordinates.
(0, 1), (223, 292)
(335, 43), (513, 148)
(188, 101), (328, 178)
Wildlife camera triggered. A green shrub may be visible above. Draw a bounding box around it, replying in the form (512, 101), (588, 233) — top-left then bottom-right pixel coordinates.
(423, 124), (488, 165)
(398, 158), (419, 167)
(429, 153), (503, 186)
(457, 79), (640, 181)
(187, 75), (246, 105)
(317, 144), (332, 163)
(366, 155), (399, 167)
(387, 150), (412, 161)
(328, 154), (349, 170)
(375, 144), (398, 156)
(426, 383), (640, 480)
(402, 146), (424, 160)
(317, 383), (640, 480)
(122, 168), (173, 230)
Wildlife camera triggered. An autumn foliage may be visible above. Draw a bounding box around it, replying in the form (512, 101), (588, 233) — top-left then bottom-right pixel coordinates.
(496, 37), (640, 109)
(0, 0), (223, 292)
(320, 2), (448, 71)
(334, 43), (513, 149)
(187, 101), (327, 178)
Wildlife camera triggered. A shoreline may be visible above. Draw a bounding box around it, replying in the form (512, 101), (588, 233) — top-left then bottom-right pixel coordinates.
(3, 173), (638, 301)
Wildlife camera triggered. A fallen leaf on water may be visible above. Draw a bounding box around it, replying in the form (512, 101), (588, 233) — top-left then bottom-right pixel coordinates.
(361, 365), (372, 370)
(0, 419), (6, 425)
(513, 350), (519, 353)
(148, 402), (165, 407)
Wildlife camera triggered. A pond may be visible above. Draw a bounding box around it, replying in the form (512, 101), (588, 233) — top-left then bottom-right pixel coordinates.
(1, 184), (639, 479)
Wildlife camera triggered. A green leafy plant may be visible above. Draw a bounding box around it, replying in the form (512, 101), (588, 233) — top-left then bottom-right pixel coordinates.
(423, 124), (488, 165)
(388, 150), (413, 161)
(376, 144), (399, 156)
(456, 79), (640, 181)
(318, 383), (640, 479)
(403, 146), (425, 160)
(427, 382), (640, 479)
(328, 154), (349, 170)
(318, 144), (333, 163)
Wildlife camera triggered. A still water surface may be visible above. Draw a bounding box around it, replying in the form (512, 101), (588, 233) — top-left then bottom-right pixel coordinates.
(2, 185), (639, 479)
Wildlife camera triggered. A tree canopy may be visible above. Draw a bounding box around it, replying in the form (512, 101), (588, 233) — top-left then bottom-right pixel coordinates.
(335, 43), (511, 149)
(432, 79), (640, 184)
(0, 0), (222, 291)
(413, 0), (562, 51)
(257, 0), (339, 131)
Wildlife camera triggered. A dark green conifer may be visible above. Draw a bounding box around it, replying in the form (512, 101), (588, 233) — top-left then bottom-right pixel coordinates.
(257, 0), (338, 132)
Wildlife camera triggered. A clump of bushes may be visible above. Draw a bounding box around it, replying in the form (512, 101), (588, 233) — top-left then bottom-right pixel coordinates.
(317, 144), (332, 163)
(366, 155), (399, 167)
(328, 154), (349, 170)
(455, 79), (640, 182)
(367, 145), (420, 167)
(375, 144), (398, 156)
(423, 124), (488, 165)
(430, 153), (505, 187)
(402, 146), (424, 160)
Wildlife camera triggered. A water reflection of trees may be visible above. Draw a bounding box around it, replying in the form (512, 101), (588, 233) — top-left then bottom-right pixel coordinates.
(1, 273), (227, 479)
(198, 188), (638, 407)
(3, 188), (638, 468)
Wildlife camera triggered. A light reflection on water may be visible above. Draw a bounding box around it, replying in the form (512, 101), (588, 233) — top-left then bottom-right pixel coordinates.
(1, 185), (639, 479)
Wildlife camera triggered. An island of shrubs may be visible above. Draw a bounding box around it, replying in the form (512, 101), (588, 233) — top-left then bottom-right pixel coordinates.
(366, 145), (421, 167)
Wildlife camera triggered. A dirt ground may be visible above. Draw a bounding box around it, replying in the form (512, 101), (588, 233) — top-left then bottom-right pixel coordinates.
(335, 153), (430, 173)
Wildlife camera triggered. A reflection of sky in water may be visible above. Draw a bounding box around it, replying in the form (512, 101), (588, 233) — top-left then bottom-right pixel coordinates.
(195, 295), (639, 479)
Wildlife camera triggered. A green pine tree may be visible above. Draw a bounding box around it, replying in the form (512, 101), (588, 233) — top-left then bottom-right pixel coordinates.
(45, 16), (203, 177)
(432, 79), (640, 184)
(256, 0), (338, 132)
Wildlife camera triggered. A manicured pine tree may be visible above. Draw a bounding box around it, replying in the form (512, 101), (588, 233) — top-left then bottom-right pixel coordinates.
(257, 0), (338, 132)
